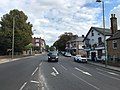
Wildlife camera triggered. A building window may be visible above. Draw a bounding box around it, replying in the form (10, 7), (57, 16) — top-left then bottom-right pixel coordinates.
(98, 37), (102, 45)
(98, 50), (102, 59)
(35, 39), (39, 42)
(113, 40), (117, 49)
(91, 30), (94, 36)
(35, 43), (39, 46)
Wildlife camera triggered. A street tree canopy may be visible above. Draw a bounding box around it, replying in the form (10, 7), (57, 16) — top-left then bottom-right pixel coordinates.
(0, 9), (33, 55)
(53, 32), (78, 51)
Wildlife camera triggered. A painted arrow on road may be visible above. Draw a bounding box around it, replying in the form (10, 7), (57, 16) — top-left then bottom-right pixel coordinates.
(51, 67), (59, 76)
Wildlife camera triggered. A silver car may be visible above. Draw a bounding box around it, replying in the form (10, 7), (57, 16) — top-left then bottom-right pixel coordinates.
(74, 55), (87, 63)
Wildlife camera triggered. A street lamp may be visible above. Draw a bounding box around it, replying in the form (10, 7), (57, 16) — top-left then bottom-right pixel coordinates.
(96, 0), (107, 67)
(12, 17), (15, 59)
(33, 29), (36, 55)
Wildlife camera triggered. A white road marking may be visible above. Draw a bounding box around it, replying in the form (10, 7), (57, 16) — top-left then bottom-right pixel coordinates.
(98, 72), (120, 81)
(96, 68), (120, 76)
(107, 72), (120, 76)
(31, 67), (38, 76)
(75, 67), (92, 76)
(51, 72), (57, 76)
(52, 67), (59, 74)
(72, 73), (100, 90)
(39, 62), (43, 66)
(61, 65), (67, 70)
(31, 80), (39, 84)
(19, 82), (27, 90)
(51, 67), (59, 76)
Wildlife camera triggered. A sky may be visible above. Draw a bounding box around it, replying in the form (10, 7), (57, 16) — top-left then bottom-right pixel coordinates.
(0, 0), (120, 46)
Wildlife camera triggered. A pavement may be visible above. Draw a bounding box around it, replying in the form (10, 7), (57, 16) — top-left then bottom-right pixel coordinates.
(0, 54), (41, 64)
(88, 61), (120, 72)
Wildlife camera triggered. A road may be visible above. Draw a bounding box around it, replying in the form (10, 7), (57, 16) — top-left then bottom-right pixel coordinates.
(0, 54), (120, 90)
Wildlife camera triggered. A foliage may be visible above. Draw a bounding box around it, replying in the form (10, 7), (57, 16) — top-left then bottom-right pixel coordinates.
(0, 9), (33, 55)
(25, 43), (33, 50)
(53, 32), (78, 51)
(50, 46), (56, 51)
(45, 45), (50, 51)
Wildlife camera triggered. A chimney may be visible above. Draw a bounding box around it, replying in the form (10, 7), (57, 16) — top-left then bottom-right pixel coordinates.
(110, 14), (117, 34)
(82, 35), (84, 38)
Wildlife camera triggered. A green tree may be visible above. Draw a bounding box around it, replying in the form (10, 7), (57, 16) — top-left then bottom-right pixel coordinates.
(0, 9), (33, 55)
(45, 45), (50, 52)
(53, 32), (78, 51)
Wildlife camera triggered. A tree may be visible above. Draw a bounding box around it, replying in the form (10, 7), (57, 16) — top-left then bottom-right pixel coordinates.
(0, 9), (33, 55)
(53, 32), (78, 51)
(45, 45), (50, 52)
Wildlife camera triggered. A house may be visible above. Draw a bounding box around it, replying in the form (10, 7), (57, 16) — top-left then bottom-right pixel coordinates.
(107, 14), (120, 61)
(66, 35), (86, 55)
(32, 37), (46, 53)
(83, 27), (111, 61)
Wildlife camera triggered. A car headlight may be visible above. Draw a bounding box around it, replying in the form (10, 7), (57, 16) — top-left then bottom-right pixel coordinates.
(48, 57), (50, 58)
(56, 56), (58, 58)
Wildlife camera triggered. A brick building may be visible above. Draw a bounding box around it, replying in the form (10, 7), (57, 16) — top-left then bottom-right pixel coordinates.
(32, 37), (46, 53)
(107, 14), (120, 61)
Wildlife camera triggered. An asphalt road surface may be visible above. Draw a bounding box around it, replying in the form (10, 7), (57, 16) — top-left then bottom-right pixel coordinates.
(0, 54), (120, 90)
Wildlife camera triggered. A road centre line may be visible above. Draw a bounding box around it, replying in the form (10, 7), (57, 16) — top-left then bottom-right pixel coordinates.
(31, 67), (38, 76)
(96, 68), (120, 76)
(60, 65), (67, 70)
(72, 73), (100, 90)
(19, 82), (27, 90)
(98, 72), (120, 81)
(52, 67), (59, 74)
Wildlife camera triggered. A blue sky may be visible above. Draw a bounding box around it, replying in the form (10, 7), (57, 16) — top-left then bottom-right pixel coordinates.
(0, 0), (120, 45)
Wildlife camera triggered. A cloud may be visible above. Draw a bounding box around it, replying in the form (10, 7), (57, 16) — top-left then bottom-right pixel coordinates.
(110, 5), (120, 29)
(0, 0), (103, 45)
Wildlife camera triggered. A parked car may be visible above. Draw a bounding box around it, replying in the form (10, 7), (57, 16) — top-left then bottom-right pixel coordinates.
(64, 52), (72, 57)
(47, 51), (58, 62)
(74, 55), (87, 63)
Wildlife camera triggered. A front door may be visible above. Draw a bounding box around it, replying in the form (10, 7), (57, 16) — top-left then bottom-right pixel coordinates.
(91, 52), (96, 61)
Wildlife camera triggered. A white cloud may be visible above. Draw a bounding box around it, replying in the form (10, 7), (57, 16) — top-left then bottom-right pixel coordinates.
(110, 5), (120, 29)
(0, 0), (103, 45)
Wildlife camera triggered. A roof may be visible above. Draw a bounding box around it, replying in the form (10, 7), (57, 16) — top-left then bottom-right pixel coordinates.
(83, 27), (111, 42)
(107, 30), (120, 40)
(67, 37), (84, 43)
(71, 37), (84, 42)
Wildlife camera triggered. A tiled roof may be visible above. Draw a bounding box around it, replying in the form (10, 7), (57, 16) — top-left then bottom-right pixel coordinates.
(83, 27), (111, 42)
(92, 27), (111, 36)
(107, 30), (120, 40)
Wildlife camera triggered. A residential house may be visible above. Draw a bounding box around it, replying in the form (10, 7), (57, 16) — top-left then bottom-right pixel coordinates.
(107, 14), (120, 61)
(66, 35), (86, 55)
(32, 37), (46, 53)
(83, 27), (111, 61)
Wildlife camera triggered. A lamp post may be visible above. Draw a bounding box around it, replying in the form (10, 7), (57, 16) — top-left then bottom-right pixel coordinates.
(96, 0), (107, 67)
(12, 17), (15, 59)
(33, 29), (36, 55)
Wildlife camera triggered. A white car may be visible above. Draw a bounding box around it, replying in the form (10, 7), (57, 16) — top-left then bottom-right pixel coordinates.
(65, 53), (72, 57)
(74, 55), (87, 63)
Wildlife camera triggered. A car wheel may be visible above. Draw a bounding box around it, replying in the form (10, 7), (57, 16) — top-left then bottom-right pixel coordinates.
(48, 59), (51, 62)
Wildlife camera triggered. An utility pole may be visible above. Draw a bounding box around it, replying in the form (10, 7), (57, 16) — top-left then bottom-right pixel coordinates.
(12, 17), (15, 59)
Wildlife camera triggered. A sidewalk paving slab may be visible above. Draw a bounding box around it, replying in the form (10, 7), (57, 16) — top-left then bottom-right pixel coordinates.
(88, 61), (120, 72)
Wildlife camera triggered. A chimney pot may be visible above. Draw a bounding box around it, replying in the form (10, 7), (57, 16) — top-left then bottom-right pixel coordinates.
(111, 14), (113, 17)
(114, 14), (115, 17)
